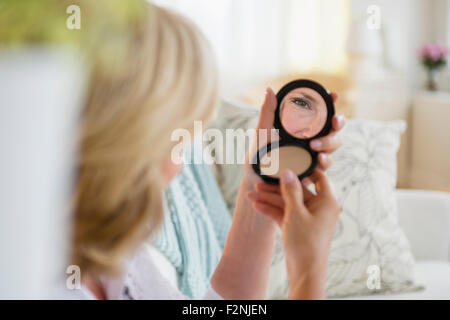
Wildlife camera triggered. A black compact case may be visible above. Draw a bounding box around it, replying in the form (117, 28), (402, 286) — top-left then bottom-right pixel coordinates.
(252, 79), (335, 184)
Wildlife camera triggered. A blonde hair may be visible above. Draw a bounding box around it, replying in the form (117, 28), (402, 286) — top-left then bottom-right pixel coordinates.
(73, 3), (219, 276)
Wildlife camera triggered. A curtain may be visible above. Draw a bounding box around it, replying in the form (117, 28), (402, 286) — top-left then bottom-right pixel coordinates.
(151, 0), (349, 96)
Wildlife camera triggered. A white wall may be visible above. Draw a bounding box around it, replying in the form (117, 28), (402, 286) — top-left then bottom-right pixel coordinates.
(350, 0), (450, 90)
(0, 48), (84, 299)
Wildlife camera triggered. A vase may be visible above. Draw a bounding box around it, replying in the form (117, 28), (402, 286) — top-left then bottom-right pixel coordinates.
(426, 69), (439, 91)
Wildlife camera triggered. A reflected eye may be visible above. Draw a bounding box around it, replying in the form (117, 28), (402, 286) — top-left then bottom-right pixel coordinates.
(290, 97), (312, 110)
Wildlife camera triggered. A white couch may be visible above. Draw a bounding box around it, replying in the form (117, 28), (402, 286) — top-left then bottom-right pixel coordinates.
(342, 189), (450, 299)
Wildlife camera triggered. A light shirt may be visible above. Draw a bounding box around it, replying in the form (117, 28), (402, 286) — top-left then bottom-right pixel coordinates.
(62, 243), (222, 300)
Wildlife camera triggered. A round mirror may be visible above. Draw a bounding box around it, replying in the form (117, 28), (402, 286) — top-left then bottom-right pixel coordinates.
(279, 87), (328, 139)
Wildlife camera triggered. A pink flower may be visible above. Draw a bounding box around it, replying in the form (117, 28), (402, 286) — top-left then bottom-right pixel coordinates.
(419, 43), (449, 61)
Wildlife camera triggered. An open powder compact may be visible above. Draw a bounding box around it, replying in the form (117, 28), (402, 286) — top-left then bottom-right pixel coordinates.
(252, 79), (335, 184)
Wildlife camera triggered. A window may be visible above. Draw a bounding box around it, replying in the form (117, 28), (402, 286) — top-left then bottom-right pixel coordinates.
(151, 0), (350, 96)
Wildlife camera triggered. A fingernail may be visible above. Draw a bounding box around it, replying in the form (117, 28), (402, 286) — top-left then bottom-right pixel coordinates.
(337, 114), (345, 125)
(265, 87), (270, 95)
(302, 177), (312, 187)
(310, 140), (322, 150)
(319, 153), (327, 162)
(281, 170), (295, 184)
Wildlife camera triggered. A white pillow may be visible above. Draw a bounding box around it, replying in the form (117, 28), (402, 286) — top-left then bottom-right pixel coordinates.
(269, 119), (422, 298)
(212, 101), (422, 298)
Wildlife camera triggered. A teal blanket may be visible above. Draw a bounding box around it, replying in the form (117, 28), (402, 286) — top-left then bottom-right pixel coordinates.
(152, 146), (232, 299)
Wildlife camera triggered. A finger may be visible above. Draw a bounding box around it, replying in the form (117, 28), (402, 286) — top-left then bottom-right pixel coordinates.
(257, 181), (311, 202)
(311, 114), (345, 145)
(252, 202), (284, 226)
(301, 184), (315, 202)
(255, 182), (281, 194)
(332, 114), (346, 132)
(309, 133), (342, 153)
(330, 92), (339, 103)
(308, 170), (334, 197)
(257, 87), (277, 131)
(280, 170), (304, 212)
(247, 191), (284, 209)
(317, 153), (333, 171)
(257, 179), (313, 204)
(247, 88), (278, 164)
(301, 177), (317, 202)
(309, 114), (345, 153)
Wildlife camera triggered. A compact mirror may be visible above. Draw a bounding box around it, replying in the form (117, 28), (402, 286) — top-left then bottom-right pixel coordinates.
(252, 79), (335, 184)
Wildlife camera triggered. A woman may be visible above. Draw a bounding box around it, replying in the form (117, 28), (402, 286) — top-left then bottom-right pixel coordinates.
(72, 3), (345, 300)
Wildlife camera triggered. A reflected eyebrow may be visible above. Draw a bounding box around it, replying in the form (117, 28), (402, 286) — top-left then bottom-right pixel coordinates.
(299, 93), (318, 103)
(289, 92), (318, 104)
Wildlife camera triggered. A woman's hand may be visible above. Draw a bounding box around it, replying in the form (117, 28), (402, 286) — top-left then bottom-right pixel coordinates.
(254, 169), (341, 299)
(212, 88), (343, 300)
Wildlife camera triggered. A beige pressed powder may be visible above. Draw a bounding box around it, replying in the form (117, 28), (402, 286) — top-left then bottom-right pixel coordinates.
(259, 146), (312, 178)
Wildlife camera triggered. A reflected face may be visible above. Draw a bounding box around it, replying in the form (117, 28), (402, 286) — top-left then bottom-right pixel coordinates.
(280, 87), (327, 139)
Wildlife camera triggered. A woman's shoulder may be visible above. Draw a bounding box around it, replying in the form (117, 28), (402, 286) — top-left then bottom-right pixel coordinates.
(57, 243), (221, 300)
(57, 243), (186, 300)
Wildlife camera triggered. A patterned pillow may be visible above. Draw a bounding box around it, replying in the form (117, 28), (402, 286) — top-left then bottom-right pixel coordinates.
(212, 101), (422, 298)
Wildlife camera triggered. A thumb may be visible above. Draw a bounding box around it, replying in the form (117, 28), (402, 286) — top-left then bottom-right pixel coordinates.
(280, 170), (305, 213)
(257, 87), (277, 131)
